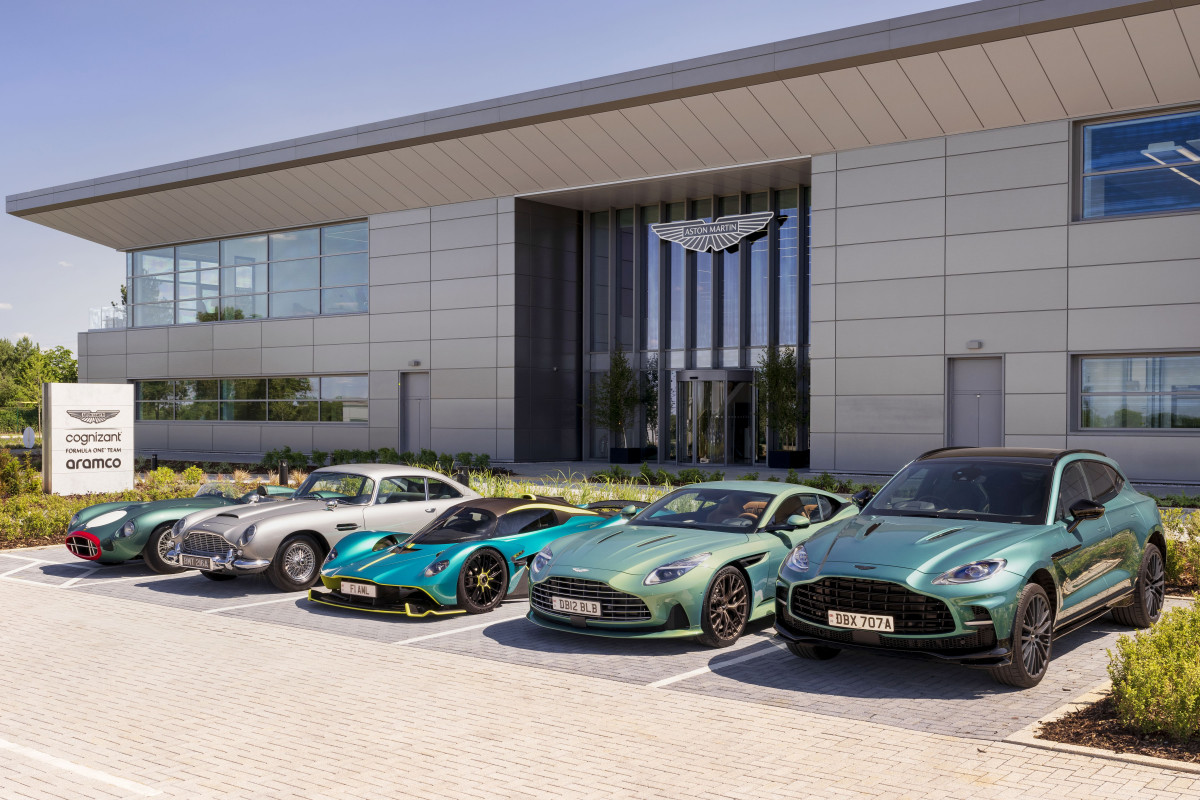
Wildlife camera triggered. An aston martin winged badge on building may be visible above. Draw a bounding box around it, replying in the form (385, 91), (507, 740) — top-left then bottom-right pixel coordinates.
(651, 211), (774, 252)
(66, 410), (121, 424)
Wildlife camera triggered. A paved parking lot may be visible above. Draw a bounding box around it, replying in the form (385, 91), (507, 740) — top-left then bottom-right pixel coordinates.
(2, 545), (1198, 799)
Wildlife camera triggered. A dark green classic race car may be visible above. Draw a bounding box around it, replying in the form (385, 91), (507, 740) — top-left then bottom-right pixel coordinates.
(65, 482), (293, 572)
(775, 447), (1166, 688)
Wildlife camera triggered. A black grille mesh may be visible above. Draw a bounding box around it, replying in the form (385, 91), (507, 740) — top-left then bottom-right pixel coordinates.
(790, 577), (955, 634)
(531, 577), (651, 621)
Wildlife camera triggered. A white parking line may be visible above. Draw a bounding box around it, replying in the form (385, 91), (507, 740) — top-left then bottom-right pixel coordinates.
(0, 559), (46, 578)
(394, 614), (525, 645)
(0, 736), (161, 796)
(202, 596), (303, 614)
(63, 574), (160, 588)
(646, 643), (784, 689)
(59, 568), (99, 588)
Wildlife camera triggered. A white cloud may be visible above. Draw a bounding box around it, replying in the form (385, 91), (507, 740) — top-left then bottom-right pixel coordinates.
(12, 332), (31, 340)
(0, 303), (11, 310)
(57, 261), (73, 268)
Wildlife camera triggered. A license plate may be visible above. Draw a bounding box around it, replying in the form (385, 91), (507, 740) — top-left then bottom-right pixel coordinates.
(552, 596), (600, 617)
(181, 554), (212, 570)
(827, 610), (895, 632)
(341, 581), (376, 598)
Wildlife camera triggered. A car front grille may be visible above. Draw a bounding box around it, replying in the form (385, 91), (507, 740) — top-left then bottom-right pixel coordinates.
(183, 531), (232, 557)
(781, 616), (995, 652)
(531, 577), (651, 621)
(790, 577), (955, 634)
(65, 534), (99, 559)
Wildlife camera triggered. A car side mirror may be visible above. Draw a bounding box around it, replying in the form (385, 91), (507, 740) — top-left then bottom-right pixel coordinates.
(1066, 498), (1104, 532)
(325, 499), (339, 511)
(620, 505), (639, 518)
(786, 514), (810, 530)
(851, 489), (873, 509)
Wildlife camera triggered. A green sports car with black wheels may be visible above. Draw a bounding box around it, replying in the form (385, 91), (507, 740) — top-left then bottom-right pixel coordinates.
(775, 447), (1166, 688)
(528, 481), (858, 647)
(64, 482), (293, 573)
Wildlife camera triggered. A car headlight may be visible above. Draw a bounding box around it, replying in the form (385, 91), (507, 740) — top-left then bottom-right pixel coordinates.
(530, 545), (554, 577)
(115, 520), (137, 539)
(423, 559), (450, 577)
(644, 552), (711, 586)
(236, 525), (257, 547)
(171, 518), (186, 539)
(785, 545), (809, 573)
(324, 548), (338, 564)
(932, 559), (1007, 585)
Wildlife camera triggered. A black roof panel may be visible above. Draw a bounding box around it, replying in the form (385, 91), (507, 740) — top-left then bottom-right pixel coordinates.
(915, 447), (1106, 463)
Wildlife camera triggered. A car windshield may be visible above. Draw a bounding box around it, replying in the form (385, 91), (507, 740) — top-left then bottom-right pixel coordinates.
(865, 459), (1053, 524)
(410, 507), (498, 544)
(294, 472), (375, 505)
(194, 482), (242, 500)
(635, 488), (774, 532)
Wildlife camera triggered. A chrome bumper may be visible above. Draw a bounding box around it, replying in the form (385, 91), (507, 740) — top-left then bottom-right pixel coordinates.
(165, 546), (271, 573)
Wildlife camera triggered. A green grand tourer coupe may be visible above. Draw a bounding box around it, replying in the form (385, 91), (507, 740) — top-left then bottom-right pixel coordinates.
(527, 481), (859, 647)
(775, 447), (1166, 688)
(65, 482), (294, 572)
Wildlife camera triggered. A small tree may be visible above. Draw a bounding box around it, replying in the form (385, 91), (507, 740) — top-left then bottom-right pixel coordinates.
(755, 346), (799, 450)
(592, 345), (639, 448)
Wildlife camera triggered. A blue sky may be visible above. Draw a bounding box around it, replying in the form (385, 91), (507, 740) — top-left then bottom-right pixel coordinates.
(0, 0), (959, 350)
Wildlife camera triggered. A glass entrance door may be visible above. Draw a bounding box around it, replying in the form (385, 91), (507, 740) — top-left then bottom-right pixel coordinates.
(678, 379), (725, 465)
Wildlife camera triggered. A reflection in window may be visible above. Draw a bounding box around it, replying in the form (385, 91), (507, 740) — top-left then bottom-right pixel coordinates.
(270, 259), (320, 292)
(590, 211), (610, 351)
(747, 192), (770, 347)
(718, 195), (740, 348)
(666, 202), (686, 349)
(322, 286), (368, 315)
(220, 236), (267, 266)
(641, 206), (660, 350)
(777, 189), (799, 346)
(1081, 110), (1200, 218)
(134, 375), (368, 423)
(616, 209), (635, 349)
(270, 291), (320, 319)
(693, 199), (713, 350)
(1080, 354), (1200, 429)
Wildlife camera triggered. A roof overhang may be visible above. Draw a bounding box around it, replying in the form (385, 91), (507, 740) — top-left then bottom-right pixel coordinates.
(8, 0), (1200, 249)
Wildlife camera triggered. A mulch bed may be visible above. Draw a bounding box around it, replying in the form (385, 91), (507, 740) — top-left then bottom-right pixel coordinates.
(1168, 582), (1199, 596)
(1038, 695), (1200, 763)
(2, 534), (61, 550)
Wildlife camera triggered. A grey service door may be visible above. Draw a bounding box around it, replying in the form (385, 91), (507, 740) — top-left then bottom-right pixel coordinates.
(401, 372), (431, 453)
(949, 358), (1002, 447)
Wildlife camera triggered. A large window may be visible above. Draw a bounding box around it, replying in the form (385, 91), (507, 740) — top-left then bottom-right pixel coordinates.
(134, 376), (367, 423)
(127, 221), (368, 327)
(1081, 110), (1200, 219)
(1079, 355), (1200, 430)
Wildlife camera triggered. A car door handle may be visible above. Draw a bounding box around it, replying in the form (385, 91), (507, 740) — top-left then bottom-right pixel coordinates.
(425, 507), (435, 513)
(336, 523), (359, 531)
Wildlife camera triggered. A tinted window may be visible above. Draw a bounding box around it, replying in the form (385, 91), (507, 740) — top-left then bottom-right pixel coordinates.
(1057, 462), (1090, 519)
(426, 479), (462, 500)
(378, 477), (426, 504)
(638, 487), (774, 532)
(867, 460), (1053, 524)
(296, 472), (374, 504)
(497, 509), (559, 535)
(1081, 460), (1124, 504)
(411, 507), (497, 544)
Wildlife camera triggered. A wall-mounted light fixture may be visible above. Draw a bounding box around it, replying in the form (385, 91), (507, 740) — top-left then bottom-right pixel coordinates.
(966, 340), (983, 350)
(408, 359), (421, 367)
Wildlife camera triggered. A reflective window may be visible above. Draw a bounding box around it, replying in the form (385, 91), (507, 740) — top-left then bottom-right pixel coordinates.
(426, 479), (462, 500)
(718, 195), (740, 348)
(220, 236), (267, 266)
(590, 211), (610, 351)
(747, 192), (770, 347)
(132, 273), (174, 304)
(270, 290), (320, 319)
(641, 206), (660, 350)
(269, 229), (319, 261)
(321, 222), (368, 254)
(666, 202), (686, 349)
(777, 189), (800, 346)
(616, 209), (634, 349)
(221, 264), (268, 295)
(321, 252), (368, 287)
(1080, 354), (1200, 429)
(134, 375), (368, 423)
(270, 258), (320, 292)
(322, 286), (368, 315)
(177, 269), (220, 300)
(133, 303), (173, 326)
(220, 294), (266, 320)
(1081, 110), (1200, 218)
(176, 242), (218, 271)
(693, 199), (712, 350)
(133, 248), (174, 276)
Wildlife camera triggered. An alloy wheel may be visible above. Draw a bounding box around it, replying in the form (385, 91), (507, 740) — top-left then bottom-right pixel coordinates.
(707, 572), (748, 640)
(283, 542), (316, 582)
(465, 552), (504, 607)
(1144, 547), (1165, 619)
(1020, 592), (1052, 678)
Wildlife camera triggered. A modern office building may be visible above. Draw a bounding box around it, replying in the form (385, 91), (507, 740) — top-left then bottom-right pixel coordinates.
(8, 0), (1200, 480)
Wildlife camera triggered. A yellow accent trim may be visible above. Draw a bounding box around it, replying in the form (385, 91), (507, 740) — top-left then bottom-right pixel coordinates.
(306, 590), (467, 617)
(508, 503), (600, 516)
(358, 552), (396, 571)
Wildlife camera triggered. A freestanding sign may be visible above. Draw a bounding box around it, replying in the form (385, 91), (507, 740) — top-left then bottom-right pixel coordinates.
(42, 382), (135, 495)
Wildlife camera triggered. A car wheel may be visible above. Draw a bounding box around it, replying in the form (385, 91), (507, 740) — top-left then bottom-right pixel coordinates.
(697, 566), (750, 648)
(988, 582), (1053, 689)
(142, 523), (185, 575)
(1111, 542), (1166, 628)
(785, 641), (841, 660)
(266, 534), (323, 592)
(457, 549), (508, 614)
(200, 571), (236, 581)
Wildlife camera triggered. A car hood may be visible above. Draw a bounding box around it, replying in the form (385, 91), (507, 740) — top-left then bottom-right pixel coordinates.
(76, 497), (224, 526)
(188, 498), (331, 530)
(552, 524), (749, 575)
(328, 543), (448, 584)
(802, 514), (1056, 576)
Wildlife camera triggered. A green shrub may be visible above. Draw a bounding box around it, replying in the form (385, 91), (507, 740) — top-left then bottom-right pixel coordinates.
(417, 449), (438, 469)
(181, 465), (206, 484)
(705, 470), (725, 481)
(1109, 601), (1200, 740)
(1154, 494), (1200, 508)
(329, 449), (353, 466)
(737, 472), (759, 481)
(436, 452), (455, 473)
(397, 451), (415, 465)
(144, 466), (178, 489)
(309, 450), (328, 468)
(377, 447), (399, 464)
(0, 449), (40, 495)
(454, 452), (475, 468)
(472, 453), (491, 469)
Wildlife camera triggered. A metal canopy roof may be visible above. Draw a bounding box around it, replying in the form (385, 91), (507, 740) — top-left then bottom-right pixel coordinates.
(8, 0), (1200, 250)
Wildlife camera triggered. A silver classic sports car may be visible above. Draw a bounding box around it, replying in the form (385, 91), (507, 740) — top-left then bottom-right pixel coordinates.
(165, 464), (480, 591)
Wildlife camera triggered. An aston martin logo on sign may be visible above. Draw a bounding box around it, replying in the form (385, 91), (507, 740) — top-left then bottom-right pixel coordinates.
(66, 410), (121, 424)
(651, 211), (774, 252)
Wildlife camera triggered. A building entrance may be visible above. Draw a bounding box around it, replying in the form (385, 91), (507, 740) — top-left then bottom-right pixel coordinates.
(676, 370), (755, 466)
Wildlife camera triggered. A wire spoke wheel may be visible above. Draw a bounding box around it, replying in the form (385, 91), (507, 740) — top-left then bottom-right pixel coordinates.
(1019, 593), (1052, 678)
(156, 529), (174, 560)
(1144, 546), (1165, 620)
(283, 542), (316, 583)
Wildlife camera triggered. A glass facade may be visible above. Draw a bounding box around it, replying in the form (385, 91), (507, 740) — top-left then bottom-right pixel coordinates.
(127, 221), (368, 327)
(1079, 354), (1200, 429)
(1081, 110), (1200, 219)
(135, 376), (368, 423)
